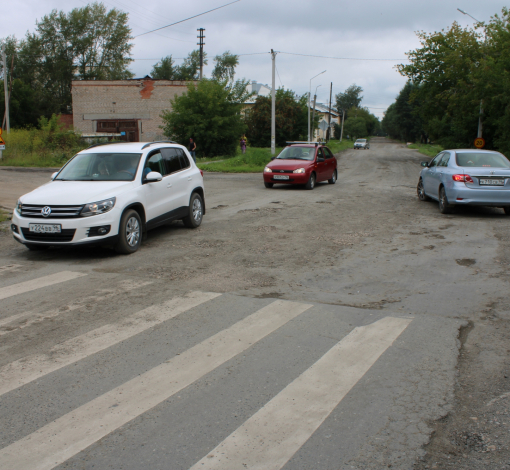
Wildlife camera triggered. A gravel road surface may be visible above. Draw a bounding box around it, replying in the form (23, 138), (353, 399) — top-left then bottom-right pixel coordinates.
(0, 138), (508, 469)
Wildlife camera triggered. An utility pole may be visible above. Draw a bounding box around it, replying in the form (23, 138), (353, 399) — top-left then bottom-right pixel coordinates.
(271, 49), (277, 155)
(339, 109), (345, 142)
(311, 94), (317, 142)
(197, 28), (205, 80)
(327, 82), (332, 142)
(2, 45), (10, 133)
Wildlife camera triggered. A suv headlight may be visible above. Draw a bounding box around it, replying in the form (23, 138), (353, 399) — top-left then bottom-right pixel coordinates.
(264, 167), (272, 173)
(15, 199), (22, 215)
(293, 168), (305, 174)
(80, 197), (116, 217)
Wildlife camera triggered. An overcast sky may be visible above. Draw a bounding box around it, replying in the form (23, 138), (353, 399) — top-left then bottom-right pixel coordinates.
(4, 0), (508, 118)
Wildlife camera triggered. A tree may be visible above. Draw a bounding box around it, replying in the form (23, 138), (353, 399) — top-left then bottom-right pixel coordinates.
(151, 56), (175, 80)
(1, 2), (134, 119)
(0, 79), (41, 128)
(343, 117), (367, 140)
(173, 50), (207, 81)
(245, 89), (309, 147)
(161, 79), (249, 157)
(397, 22), (482, 147)
(335, 84), (363, 118)
(211, 51), (239, 82)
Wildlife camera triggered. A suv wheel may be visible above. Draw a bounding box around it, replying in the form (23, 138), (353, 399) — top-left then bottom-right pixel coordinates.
(115, 209), (142, 254)
(305, 173), (316, 190)
(183, 192), (204, 228)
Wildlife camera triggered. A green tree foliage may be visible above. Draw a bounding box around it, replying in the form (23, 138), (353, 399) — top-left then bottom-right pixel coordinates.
(173, 50), (208, 81)
(151, 56), (175, 80)
(0, 79), (40, 128)
(335, 84), (363, 118)
(343, 117), (367, 139)
(245, 89), (309, 147)
(397, 22), (482, 148)
(382, 82), (424, 142)
(211, 51), (239, 82)
(1, 2), (133, 124)
(160, 79), (250, 158)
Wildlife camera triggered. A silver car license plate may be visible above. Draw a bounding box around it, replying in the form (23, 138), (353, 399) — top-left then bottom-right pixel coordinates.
(479, 179), (504, 186)
(273, 175), (289, 180)
(29, 224), (62, 233)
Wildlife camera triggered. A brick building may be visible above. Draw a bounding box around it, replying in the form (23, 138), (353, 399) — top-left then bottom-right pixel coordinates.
(71, 78), (194, 142)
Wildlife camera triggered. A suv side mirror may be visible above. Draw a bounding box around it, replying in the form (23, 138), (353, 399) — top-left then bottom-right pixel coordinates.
(317, 157), (325, 163)
(145, 171), (163, 182)
(271, 157), (275, 161)
(420, 161), (429, 167)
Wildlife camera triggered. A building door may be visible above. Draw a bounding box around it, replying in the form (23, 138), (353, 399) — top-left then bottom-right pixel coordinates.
(96, 120), (139, 142)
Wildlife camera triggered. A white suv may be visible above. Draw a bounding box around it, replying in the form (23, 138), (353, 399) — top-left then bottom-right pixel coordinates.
(11, 141), (205, 254)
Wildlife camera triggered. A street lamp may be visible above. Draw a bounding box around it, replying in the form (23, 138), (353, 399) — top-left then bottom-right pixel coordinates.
(457, 8), (481, 23)
(457, 8), (484, 139)
(308, 70), (326, 141)
(311, 85), (322, 141)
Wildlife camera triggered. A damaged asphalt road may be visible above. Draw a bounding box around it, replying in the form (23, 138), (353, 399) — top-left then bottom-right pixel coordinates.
(0, 137), (509, 469)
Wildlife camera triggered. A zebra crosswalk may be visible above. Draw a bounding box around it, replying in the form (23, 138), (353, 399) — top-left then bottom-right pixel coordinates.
(0, 267), (456, 470)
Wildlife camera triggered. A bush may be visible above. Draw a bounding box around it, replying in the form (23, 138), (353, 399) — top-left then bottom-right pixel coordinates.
(1, 114), (87, 167)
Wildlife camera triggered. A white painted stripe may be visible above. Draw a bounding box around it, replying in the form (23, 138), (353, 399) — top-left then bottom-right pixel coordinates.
(0, 290), (221, 396)
(190, 316), (412, 470)
(0, 299), (312, 470)
(0, 280), (152, 336)
(0, 271), (86, 301)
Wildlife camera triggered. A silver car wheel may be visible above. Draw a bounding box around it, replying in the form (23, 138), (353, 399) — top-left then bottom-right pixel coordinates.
(126, 216), (140, 247)
(192, 197), (203, 222)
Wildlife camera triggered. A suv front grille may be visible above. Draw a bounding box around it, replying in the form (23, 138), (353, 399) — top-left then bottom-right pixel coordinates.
(272, 170), (294, 174)
(20, 204), (84, 219)
(21, 228), (76, 242)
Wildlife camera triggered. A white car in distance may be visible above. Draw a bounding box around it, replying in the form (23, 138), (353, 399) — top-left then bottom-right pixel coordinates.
(354, 139), (370, 150)
(11, 141), (205, 254)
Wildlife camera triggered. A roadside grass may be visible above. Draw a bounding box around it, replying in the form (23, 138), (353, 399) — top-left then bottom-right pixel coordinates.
(408, 143), (443, 158)
(197, 140), (353, 173)
(0, 209), (12, 223)
(197, 147), (283, 173)
(0, 127), (87, 168)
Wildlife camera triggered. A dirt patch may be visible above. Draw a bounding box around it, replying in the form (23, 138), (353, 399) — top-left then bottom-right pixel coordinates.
(456, 259), (476, 267)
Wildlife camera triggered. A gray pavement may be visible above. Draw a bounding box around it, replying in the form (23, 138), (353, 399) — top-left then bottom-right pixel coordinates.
(0, 138), (508, 469)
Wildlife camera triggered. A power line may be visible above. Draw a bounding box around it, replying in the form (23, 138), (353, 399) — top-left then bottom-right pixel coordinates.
(275, 64), (283, 88)
(279, 51), (409, 61)
(134, 0), (241, 38)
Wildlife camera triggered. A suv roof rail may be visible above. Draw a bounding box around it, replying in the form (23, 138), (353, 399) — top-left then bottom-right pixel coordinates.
(86, 141), (125, 150)
(141, 140), (177, 149)
(286, 141), (320, 146)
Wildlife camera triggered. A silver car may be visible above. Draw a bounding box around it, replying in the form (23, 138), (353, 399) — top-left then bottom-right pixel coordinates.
(354, 139), (369, 150)
(417, 149), (510, 214)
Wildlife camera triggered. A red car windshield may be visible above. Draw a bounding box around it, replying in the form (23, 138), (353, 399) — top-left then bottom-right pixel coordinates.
(276, 147), (315, 161)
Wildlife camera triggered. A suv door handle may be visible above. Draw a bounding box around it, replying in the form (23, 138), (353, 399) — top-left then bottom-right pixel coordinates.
(167, 183), (172, 188)
(187, 177), (192, 181)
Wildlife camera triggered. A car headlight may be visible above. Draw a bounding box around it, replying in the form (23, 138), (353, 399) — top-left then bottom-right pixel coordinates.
(80, 197), (116, 217)
(293, 168), (306, 174)
(264, 167), (272, 173)
(15, 199), (22, 215)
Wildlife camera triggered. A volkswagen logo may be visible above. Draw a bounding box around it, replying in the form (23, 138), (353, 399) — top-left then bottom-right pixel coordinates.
(41, 206), (52, 217)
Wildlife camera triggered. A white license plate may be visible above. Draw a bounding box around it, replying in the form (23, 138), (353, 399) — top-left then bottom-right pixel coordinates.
(29, 224), (62, 233)
(479, 179), (505, 186)
(273, 175), (289, 180)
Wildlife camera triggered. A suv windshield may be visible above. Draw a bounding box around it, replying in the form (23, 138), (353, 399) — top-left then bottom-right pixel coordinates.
(56, 153), (143, 181)
(276, 147), (315, 161)
(356, 139), (366, 143)
(456, 152), (510, 168)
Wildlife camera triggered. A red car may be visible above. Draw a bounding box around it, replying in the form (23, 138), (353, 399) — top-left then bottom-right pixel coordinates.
(263, 143), (338, 190)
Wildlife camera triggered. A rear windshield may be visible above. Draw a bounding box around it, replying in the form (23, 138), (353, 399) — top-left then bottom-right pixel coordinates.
(456, 152), (510, 168)
(276, 147), (315, 161)
(56, 153), (143, 181)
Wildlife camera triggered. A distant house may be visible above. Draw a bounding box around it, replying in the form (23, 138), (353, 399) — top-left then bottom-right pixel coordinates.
(71, 77), (195, 142)
(243, 80), (339, 140)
